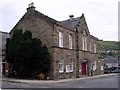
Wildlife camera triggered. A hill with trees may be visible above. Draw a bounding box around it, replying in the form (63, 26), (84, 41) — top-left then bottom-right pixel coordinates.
(98, 40), (119, 58)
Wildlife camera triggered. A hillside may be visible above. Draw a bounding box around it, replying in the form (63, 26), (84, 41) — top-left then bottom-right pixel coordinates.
(98, 40), (119, 58)
(98, 40), (118, 51)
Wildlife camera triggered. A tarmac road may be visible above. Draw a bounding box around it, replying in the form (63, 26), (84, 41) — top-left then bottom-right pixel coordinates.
(2, 74), (118, 89)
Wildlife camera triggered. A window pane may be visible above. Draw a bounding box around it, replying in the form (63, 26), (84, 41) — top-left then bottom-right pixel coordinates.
(82, 36), (84, 50)
(69, 60), (73, 72)
(59, 59), (64, 72)
(94, 43), (96, 53)
(59, 32), (63, 47)
(69, 34), (72, 49)
(90, 42), (92, 52)
(85, 37), (87, 51)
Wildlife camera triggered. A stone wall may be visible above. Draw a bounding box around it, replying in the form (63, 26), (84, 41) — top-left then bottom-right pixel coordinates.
(11, 8), (56, 79)
(52, 25), (76, 79)
(11, 9), (54, 48)
(9, 7), (103, 79)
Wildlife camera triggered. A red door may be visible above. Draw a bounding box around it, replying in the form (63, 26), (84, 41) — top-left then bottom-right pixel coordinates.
(82, 63), (86, 75)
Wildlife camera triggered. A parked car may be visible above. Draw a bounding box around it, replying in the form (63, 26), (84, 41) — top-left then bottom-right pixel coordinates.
(111, 69), (120, 73)
(110, 67), (117, 71)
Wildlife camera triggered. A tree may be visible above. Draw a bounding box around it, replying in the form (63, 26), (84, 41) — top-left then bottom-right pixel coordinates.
(98, 40), (119, 58)
(5, 29), (50, 79)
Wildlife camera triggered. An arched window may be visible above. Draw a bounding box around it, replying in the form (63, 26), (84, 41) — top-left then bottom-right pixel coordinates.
(82, 30), (87, 51)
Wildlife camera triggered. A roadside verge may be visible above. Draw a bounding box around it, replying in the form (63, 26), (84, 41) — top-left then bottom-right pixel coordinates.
(2, 73), (117, 84)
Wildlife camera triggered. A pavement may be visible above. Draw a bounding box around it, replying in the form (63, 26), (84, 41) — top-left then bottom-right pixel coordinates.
(2, 73), (117, 84)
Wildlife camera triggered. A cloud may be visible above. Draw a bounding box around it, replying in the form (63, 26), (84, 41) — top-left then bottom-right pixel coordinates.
(0, 1), (27, 32)
(0, 0), (118, 41)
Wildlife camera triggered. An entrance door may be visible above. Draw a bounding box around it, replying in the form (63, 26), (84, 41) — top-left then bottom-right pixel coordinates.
(82, 63), (86, 75)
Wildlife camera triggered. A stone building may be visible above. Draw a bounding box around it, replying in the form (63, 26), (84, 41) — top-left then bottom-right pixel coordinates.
(9, 3), (103, 79)
(0, 31), (9, 76)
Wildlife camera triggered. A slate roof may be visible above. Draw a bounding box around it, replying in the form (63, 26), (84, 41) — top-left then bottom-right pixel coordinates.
(11, 6), (83, 33)
(60, 17), (80, 30)
(34, 9), (81, 31)
(34, 10), (80, 31)
(11, 9), (77, 33)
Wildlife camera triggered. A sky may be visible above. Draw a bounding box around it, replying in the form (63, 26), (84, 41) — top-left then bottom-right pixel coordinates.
(0, 0), (118, 41)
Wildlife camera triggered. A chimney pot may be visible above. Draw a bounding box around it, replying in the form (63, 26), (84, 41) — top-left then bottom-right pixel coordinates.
(69, 15), (74, 20)
(27, 2), (35, 11)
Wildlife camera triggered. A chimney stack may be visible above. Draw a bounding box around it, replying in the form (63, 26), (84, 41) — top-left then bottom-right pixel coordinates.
(69, 15), (74, 20)
(27, 2), (35, 11)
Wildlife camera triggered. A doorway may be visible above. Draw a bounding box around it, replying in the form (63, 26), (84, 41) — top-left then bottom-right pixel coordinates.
(82, 63), (87, 75)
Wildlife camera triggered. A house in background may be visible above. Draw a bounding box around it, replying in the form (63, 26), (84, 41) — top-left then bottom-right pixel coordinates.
(0, 32), (2, 76)
(6, 3), (103, 79)
(0, 31), (9, 76)
(103, 58), (118, 69)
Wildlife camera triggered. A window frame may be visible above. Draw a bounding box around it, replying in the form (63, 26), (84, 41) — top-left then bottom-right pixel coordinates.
(82, 30), (87, 51)
(59, 32), (63, 47)
(84, 36), (87, 51)
(69, 60), (73, 72)
(69, 34), (72, 49)
(94, 43), (97, 53)
(93, 61), (97, 71)
(59, 59), (64, 73)
(90, 42), (92, 52)
(82, 36), (85, 50)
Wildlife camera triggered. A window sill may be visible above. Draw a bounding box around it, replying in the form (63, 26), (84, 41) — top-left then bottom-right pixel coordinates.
(65, 70), (73, 73)
(59, 71), (64, 73)
(69, 70), (73, 73)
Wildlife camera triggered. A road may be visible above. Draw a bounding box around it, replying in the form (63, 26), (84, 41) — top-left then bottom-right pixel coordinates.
(2, 74), (119, 89)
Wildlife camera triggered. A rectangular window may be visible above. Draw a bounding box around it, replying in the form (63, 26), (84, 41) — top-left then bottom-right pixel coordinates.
(66, 65), (70, 73)
(94, 43), (97, 53)
(59, 32), (63, 47)
(82, 36), (85, 50)
(59, 59), (64, 73)
(82, 36), (87, 51)
(93, 61), (97, 71)
(69, 60), (73, 72)
(79, 65), (81, 72)
(95, 61), (97, 69)
(101, 66), (103, 70)
(85, 37), (87, 51)
(90, 42), (92, 52)
(69, 34), (72, 49)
